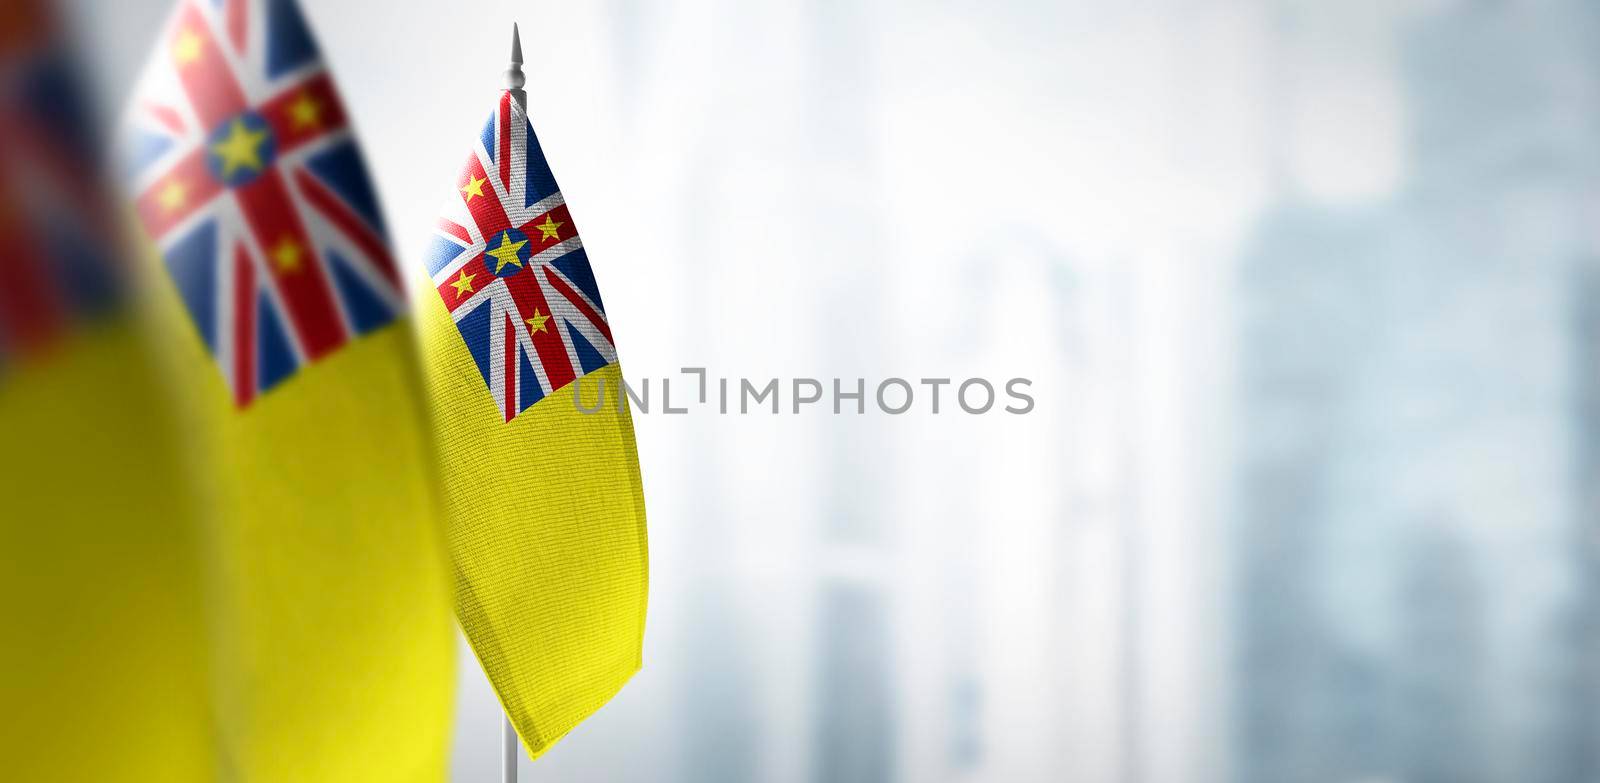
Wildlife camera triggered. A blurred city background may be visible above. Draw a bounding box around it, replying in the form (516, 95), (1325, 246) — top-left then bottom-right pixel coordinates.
(34, 0), (1600, 780)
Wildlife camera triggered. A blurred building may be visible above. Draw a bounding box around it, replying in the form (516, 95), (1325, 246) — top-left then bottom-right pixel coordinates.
(1233, 1), (1600, 781)
(1564, 262), (1600, 781)
(1398, 520), (1489, 783)
(807, 2), (898, 782)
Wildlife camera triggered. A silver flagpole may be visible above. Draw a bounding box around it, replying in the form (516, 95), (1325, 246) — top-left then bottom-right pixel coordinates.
(502, 715), (520, 783)
(500, 25), (527, 783)
(507, 23), (528, 112)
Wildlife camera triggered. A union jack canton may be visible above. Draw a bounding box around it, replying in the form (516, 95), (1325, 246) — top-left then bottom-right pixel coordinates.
(0, 2), (122, 374)
(427, 92), (616, 423)
(125, 0), (403, 408)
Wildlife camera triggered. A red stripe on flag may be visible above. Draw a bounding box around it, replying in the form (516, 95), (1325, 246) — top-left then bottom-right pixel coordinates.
(0, 230), (64, 358)
(171, 3), (250, 129)
(543, 267), (613, 346)
(135, 150), (225, 242)
(516, 203), (579, 249)
(504, 270), (576, 393)
(498, 92), (512, 192)
(233, 170), (346, 360)
(458, 154), (512, 238)
(439, 219), (472, 246)
(503, 312), (517, 422)
(145, 103), (188, 137)
(261, 73), (350, 156)
(232, 244), (256, 408)
(294, 168), (400, 289)
(225, 0), (248, 54)
(435, 267), (481, 314)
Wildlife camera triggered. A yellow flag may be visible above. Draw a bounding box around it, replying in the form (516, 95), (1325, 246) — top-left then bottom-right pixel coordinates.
(0, 4), (216, 780)
(121, 1), (454, 779)
(1, 326), (220, 783)
(417, 86), (649, 758)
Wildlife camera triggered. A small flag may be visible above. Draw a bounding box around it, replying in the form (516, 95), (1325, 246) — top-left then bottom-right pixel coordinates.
(121, 1), (455, 779)
(0, 1), (216, 780)
(418, 63), (650, 757)
(125, 0), (406, 408)
(0, 2), (122, 364)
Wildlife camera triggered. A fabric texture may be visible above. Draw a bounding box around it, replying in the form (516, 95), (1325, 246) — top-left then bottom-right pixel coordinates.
(121, 1), (457, 779)
(418, 91), (649, 759)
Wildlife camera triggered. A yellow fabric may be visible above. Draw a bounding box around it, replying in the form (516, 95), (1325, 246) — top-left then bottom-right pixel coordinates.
(416, 284), (649, 759)
(0, 322), (218, 782)
(142, 269), (458, 782)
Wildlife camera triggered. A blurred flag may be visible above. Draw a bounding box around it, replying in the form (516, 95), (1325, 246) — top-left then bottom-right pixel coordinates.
(0, 1), (217, 780)
(120, 1), (454, 780)
(417, 84), (649, 757)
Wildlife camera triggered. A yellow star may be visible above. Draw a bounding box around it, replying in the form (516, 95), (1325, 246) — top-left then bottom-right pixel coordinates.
(173, 29), (203, 65)
(211, 119), (270, 179)
(287, 92), (321, 130)
(271, 236), (304, 274)
(157, 179), (188, 212)
(534, 214), (565, 243)
(461, 173), (487, 202)
(449, 268), (477, 299)
(525, 309), (550, 334)
(485, 231), (528, 274)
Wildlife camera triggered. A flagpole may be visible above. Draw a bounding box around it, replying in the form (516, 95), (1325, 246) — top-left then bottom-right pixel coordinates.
(500, 27), (527, 783)
(507, 22), (528, 112)
(502, 715), (520, 783)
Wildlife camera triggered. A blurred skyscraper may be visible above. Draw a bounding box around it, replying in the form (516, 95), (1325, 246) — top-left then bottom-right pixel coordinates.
(1399, 520), (1488, 783)
(1233, 1), (1600, 782)
(1563, 262), (1600, 781)
(806, 2), (898, 781)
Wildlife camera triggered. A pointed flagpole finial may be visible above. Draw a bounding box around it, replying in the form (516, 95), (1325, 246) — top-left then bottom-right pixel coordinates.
(506, 23), (527, 112)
